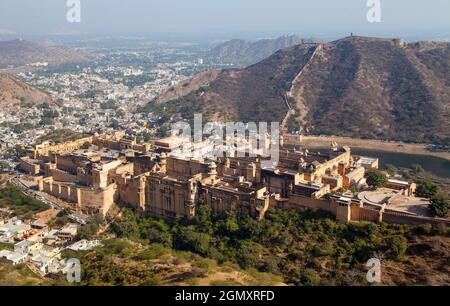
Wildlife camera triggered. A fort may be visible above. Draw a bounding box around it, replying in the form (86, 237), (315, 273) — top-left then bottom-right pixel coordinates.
(18, 132), (449, 227)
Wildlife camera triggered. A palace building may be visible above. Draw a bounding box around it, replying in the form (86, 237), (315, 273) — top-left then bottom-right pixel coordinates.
(18, 132), (432, 226)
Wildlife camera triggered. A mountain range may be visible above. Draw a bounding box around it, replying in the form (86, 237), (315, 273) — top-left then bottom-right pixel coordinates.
(205, 34), (318, 67)
(0, 39), (94, 68)
(153, 36), (450, 143)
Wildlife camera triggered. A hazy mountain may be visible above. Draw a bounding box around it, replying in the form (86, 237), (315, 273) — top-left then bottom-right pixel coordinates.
(0, 39), (94, 67)
(0, 73), (55, 107)
(206, 34), (317, 67)
(153, 36), (450, 143)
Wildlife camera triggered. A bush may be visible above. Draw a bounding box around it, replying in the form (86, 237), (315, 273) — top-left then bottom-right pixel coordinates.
(299, 268), (321, 286)
(236, 240), (263, 269)
(415, 181), (439, 199)
(411, 164), (424, 173)
(387, 236), (408, 259)
(365, 169), (388, 189)
(429, 197), (448, 218)
(0, 185), (49, 217)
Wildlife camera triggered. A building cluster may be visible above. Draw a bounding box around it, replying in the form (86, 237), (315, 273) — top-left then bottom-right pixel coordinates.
(0, 48), (206, 159)
(16, 130), (438, 227)
(0, 216), (99, 275)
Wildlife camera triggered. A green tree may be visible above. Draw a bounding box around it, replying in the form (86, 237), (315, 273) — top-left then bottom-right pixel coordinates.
(109, 119), (120, 129)
(81, 142), (91, 150)
(365, 169), (388, 189)
(217, 211), (239, 236)
(429, 197), (448, 218)
(176, 226), (212, 256)
(385, 164), (397, 175)
(411, 163), (424, 173)
(415, 181), (439, 199)
(300, 268), (321, 286)
(110, 208), (140, 239)
(387, 236), (408, 259)
(116, 109), (126, 118)
(193, 204), (213, 234)
(236, 240), (263, 269)
(140, 219), (173, 247)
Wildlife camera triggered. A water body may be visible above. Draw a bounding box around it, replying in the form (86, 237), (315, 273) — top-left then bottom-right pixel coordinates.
(313, 148), (450, 179)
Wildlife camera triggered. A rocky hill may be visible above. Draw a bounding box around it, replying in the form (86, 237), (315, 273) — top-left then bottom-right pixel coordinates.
(156, 69), (220, 104)
(0, 73), (55, 107)
(0, 39), (94, 68)
(206, 34), (316, 67)
(153, 36), (450, 143)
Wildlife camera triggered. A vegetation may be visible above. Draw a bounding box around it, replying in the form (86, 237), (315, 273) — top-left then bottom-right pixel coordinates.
(416, 181), (440, 199)
(77, 214), (104, 240)
(0, 261), (56, 286)
(411, 163), (425, 173)
(109, 119), (120, 129)
(36, 129), (85, 144)
(365, 169), (388, 189)
(430, 197), (449, 218)
(80, 142), (91, 150)
(0, 185), (49, 217)
(100, 100), (118, 110)
(109, 207), (450, 286)
(60, 238), (281, 286)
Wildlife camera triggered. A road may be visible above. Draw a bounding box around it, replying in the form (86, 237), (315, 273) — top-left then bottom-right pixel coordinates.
(9, 174), (64, 213)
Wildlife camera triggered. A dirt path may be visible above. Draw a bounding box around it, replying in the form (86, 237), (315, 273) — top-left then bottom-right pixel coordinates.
(286, 135), (450, 161)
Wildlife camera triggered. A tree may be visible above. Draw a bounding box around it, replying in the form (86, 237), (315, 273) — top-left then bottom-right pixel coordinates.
(176, 226), (212, 256)
(116, 109), (126, 118)
(109, 119), (120, 129)
(387, 236), (408, 259)
(236, 240), (263, 269)
(193, 204), (213, 234)
(300, 268), (321, 286)
(415, 181), (439, 199)
(0, 161), (9, 172)
(411, 163), (424, 173)
(81, 142), (91, 150)
(385, 164), (397, 175)
(430, 197), (448, 218)
(365, 169), (388, 189)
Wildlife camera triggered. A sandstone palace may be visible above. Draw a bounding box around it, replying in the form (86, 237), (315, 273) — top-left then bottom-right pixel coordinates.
(18, 132), (447, 226)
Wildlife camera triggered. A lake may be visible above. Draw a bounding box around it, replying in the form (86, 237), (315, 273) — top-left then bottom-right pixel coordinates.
(313, 148), (450, 179)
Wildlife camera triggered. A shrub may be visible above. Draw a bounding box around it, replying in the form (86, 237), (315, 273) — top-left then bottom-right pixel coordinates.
(415, 181), (439, 199)
(365, 169), (388, 189)
(387, 236), (408, 259)
(429, 197), (448, 218)
(300, 268), (321, 286)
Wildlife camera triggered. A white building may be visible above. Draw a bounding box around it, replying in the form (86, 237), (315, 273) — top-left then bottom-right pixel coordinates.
(0, 250), (28, 265)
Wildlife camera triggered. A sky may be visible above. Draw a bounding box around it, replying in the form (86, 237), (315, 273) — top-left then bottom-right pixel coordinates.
(0, 0), (449, 40)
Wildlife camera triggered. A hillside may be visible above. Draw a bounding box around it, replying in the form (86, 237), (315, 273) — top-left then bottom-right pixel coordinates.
(156, 69), (220, 104)
(152, 36), (450, 143)
(0, 73), (55, 107)
(0, 39), (94, 68)
(206, 34), (316, 67)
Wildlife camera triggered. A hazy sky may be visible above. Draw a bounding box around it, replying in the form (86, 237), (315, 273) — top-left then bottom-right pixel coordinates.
(0, 0), (449, 39)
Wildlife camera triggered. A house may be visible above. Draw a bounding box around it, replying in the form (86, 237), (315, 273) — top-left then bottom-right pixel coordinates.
(31, 254), (58, 274)
(14, 240), (42, 255)
(44, 230), (60, 244)
(67, 239), (101, 251)
(0, 250), (28, 265)
(0, 219), (32, 239)
(58, 224), (78, 240)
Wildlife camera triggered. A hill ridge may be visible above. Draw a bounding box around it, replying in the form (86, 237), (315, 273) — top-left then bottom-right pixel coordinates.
(152, 36), (449, 143)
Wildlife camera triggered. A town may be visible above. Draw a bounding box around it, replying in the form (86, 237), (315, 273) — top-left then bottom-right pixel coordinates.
(0, 44), (207, 152)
